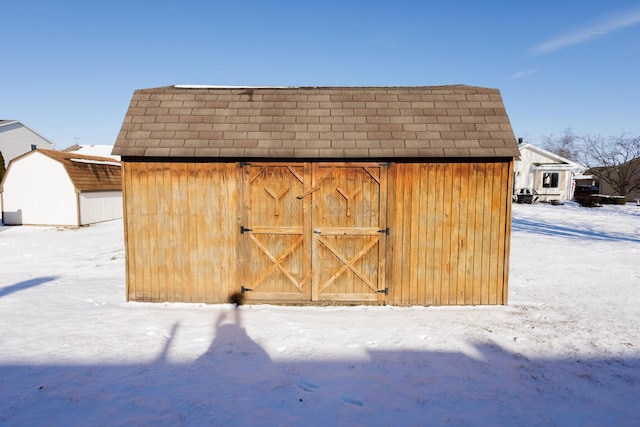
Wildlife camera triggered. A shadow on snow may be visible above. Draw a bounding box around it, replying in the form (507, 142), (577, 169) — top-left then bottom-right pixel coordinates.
(1, 307), (639, 427)
(511, 216), (640, 243)
(0, 276), (58, 298)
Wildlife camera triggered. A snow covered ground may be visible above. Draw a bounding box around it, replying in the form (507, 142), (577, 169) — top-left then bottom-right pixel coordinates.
(1, 202), (639, 426)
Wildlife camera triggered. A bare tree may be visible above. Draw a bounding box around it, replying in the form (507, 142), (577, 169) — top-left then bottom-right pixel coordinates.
(579, 134), (640, 197)
(542, 128), (580, 162)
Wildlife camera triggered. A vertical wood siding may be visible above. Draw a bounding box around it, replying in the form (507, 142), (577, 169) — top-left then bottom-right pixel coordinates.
(122, 160), (512, 306)
(122, 162), (239, 303)
(386, 161), (512, 305)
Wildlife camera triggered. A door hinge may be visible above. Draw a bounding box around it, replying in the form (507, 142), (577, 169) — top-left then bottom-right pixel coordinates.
(240, 161), (252, 167)
(378, 227), (390, 235)
(377, 288), (388, 295)
(241, 226), (253, 234)
(241, 286), (253, 294)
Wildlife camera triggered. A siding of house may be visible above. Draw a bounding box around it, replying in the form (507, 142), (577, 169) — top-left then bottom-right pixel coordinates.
(0, 121), (54, 168)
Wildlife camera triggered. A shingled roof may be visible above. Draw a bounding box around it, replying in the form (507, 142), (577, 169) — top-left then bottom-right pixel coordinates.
(113, 85), (520, 159)
(35, 149), (121, 192)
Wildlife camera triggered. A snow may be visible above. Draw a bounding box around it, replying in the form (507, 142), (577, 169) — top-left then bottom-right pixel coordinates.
(1, 203), (639, 426)
(174, 85), (297, 89)
(69, 158), (121, 167)
(64, 145), (119, 160)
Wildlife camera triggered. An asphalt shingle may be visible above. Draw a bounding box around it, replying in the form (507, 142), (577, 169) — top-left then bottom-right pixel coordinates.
(113, 85), (520, 159)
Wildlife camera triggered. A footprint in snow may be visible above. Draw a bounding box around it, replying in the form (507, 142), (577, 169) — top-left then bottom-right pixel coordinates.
(144, 327), (158, 336)
(297, 380), (319, 392)
(341, 395), (364, 407)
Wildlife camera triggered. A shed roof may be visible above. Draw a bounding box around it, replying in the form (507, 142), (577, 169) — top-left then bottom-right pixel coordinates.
(34, 149), (121, 192)
(112, 85), (520, 159)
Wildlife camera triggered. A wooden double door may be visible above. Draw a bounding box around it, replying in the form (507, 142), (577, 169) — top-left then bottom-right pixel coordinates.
(241, 163), (388, 303)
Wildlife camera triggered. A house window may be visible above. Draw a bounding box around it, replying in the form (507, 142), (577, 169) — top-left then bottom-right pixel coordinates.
(31, 144), (37, 150)
(542, 172), (559, 188)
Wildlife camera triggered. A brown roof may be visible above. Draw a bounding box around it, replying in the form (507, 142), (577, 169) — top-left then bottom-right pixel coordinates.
(36, 149), (122, 192)
(112, 85), (520, 159)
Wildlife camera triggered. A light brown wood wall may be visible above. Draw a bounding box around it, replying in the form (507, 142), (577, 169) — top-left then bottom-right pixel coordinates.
(121, 160), (512, 305)
(122, 161), (239, 303)
(386, 161), (512, 305)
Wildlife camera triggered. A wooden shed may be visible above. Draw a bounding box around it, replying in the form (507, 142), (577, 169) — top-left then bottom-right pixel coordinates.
(112, 85), (520, 306)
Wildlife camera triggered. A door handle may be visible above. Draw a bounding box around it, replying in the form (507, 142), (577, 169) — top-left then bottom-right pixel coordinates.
(313, 229), (321, 234)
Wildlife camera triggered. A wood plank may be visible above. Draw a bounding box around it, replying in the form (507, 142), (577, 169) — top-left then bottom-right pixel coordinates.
(137, 163), (151, 301)
(488, 162), (502, 304)
(200, 164), (213, 303)
(433, 163), (444, 305)
(377, 165), (387, 299)
(240, 163), (251, 298)
(318, 293), (380, 302)
(425, 163), (437, 305)
(449, 162), (462, 305)
(465, 163), (478, 305)
(311, 163), (320, 301)
(440, 163), (453, 305)
(392, 163), (406, 304)
(385, 163), (397, 304)
(415, 164), (428, 305)
(454, 162), (469, 304)
(194, 164), (205, 302)
(175, 162), (188, 301)
(250, 227), (305, 234)
(503, 161), (514, 305)
(161, 163), (174, 302)
(223, 163), (241, 303)
(302, 163), (312, 301)
(401, 163), (413, 305)
(408, 164), (420, 304)
(121, 163), (133, 301)
(148, 163), (159, 301)
(480, 163), (493, 304)
(472, 163), (484, 304)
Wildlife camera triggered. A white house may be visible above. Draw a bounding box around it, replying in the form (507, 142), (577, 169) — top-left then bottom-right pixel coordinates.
(1, 149), (122, 226)
(514, 143), (585, 202)
(0, 120), (54, 168)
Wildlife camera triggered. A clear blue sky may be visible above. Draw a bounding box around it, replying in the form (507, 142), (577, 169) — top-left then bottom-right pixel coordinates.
(2, 0), (640, 148)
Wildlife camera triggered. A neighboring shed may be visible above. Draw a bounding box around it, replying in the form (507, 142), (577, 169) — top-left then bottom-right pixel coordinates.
(0, 120), (55, 168)
(1, 149), (122, 226)
(514, 142), (585, 202)
(112, 85), (520, 306)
